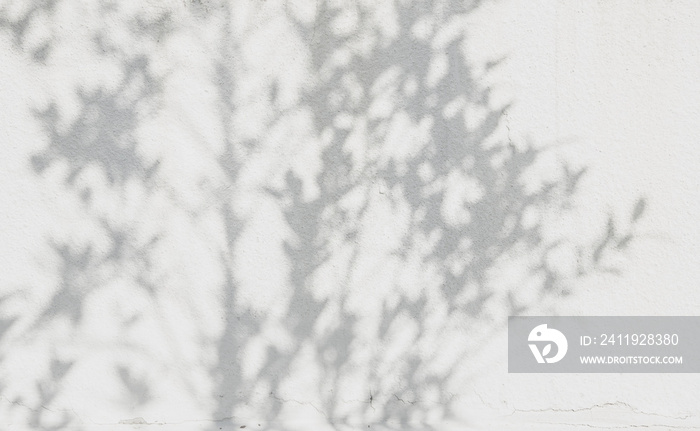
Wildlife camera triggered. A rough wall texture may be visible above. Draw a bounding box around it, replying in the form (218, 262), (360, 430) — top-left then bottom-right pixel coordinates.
(0, 0), (698, 429)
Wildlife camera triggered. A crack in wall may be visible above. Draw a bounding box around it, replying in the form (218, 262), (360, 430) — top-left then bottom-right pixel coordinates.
(510, 401), (695, 421)
(536, 422), (700, 430)
(503, 400), (700, 431)
(393, 394), (416, 405)
(268, 392), (329, 420)
(1, 396), (83, 422)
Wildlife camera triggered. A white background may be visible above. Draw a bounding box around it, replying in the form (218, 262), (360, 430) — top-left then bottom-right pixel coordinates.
(1, 0), (699, 429)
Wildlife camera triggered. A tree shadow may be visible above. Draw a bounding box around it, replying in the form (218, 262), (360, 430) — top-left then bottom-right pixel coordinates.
(0, 0), (645, 429)
(253, 0), (646, 428)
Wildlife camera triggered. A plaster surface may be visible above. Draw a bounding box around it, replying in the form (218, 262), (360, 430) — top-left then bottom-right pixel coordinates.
(0, 0), (699, 429)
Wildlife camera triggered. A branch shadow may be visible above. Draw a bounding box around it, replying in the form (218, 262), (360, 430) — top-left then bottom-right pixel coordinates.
(253, 1), (647, 428)
(0, 0), (646, 429)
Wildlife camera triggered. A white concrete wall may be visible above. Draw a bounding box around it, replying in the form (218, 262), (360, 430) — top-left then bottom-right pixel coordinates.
(0, 0), (698, 429)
